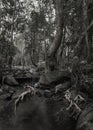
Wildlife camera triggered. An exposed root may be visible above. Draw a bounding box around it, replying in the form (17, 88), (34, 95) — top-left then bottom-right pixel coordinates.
(14, 85), (35, 114)
(74, 94), (85, 104)
(64, 89), (85, 119)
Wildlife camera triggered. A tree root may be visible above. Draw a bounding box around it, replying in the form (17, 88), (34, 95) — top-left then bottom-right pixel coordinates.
(14, 85), (35, 114)
(64, 89), (85, 119)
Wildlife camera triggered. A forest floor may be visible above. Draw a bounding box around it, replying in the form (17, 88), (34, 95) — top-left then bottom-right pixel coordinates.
(0, 64), (93, 130)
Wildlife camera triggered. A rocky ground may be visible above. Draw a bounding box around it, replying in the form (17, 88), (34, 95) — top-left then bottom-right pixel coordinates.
(0, 64), (93, 130)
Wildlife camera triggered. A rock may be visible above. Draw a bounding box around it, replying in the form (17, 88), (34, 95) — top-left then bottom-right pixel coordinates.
(2, 84), (9, 90)
(4, 75), (19, 86)
(2, 85), (15, 94)
(14, 69), (32, 78)
(0, 93), (12, 100)
(14, 69), (40, 84)
(39, 70), (71, 87)
(76, 102), (93, 130)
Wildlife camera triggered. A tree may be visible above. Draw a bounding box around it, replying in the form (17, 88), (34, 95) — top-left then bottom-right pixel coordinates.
(74, 0), (93, 63)
(87, 1), (93, 62)
(24, 0), (55, 68)
(0, 0), (26, 67)
(48, 0), (64, 58)
(47, 0), (64, 70)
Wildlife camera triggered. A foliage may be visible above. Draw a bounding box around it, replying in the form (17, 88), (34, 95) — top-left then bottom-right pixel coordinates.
(0, 0), (26, 66)
(0, 0), (93, 68)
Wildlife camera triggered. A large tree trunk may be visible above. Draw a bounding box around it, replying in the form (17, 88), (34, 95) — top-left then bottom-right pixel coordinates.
(83, 0), (89, 59)
(74, 1), (93, 63)
(47, 0), (64, 70)
(87, 1), (93, 63)
(74, 20), (93, 57)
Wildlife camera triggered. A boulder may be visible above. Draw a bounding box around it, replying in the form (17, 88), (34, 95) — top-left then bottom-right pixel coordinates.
(0, 93), (12, 100)
(14, 69), (32, 78)
(76, 102), (93, 130)
(39, 70), (71, 87)
(2, 85), (15, 94)
(4, 75), (19, 86)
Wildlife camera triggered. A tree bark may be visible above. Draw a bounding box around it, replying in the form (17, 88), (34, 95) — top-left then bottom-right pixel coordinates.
(83, 0), (89, 59)
(47, 0), (64, 70)
(74, 20), (93, 56)
(29, 52), (37, 67)
(48, 0), (63, 58)
(87, 1), (93, 63)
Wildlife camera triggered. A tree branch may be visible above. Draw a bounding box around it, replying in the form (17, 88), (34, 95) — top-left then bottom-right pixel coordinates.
(74, 20), (93, 53)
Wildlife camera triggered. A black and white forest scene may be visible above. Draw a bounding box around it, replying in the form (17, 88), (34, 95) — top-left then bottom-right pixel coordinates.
(0, 0), (93, 130)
